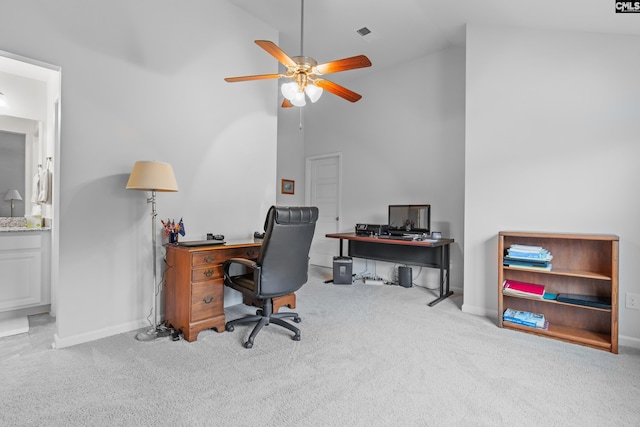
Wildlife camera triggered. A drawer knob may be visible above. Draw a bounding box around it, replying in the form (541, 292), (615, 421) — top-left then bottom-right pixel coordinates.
(204, 269), (214, 277)
(203, 295), (214, 304)
(204, 256), (215, 263)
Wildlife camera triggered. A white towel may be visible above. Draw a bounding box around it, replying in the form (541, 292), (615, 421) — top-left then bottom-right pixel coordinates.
(31, 172), (40, 203)
(37, 169), (51, 204)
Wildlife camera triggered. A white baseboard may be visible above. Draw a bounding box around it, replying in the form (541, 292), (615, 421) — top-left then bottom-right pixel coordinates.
(461, 303), (495, 318)
(619, 334), (640, 350)
(53, 318), (148, 349)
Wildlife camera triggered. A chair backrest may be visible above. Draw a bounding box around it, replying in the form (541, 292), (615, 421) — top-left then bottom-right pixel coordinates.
(257, 206), (319, 298)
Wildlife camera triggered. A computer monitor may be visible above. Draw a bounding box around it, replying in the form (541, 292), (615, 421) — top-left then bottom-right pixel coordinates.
(388, 204), (431, 235)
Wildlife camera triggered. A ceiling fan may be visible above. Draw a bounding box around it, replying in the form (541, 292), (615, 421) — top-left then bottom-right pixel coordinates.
(224, 0), (372, 108)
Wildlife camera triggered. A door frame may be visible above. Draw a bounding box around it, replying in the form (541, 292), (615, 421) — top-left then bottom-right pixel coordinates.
(305, 152), (342, 266)
(0, 50), (61, 320)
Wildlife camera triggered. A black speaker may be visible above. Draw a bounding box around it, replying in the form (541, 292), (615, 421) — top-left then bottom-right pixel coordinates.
(333, 256), (353, 285)
(398, 266), (412, 288)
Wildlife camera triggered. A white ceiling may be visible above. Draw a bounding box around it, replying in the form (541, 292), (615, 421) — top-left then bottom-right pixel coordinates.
(229, 0), (640, 73)
(4, 1), (639, 91)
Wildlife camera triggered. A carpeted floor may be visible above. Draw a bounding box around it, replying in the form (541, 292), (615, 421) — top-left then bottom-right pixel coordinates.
(1, 265), (639, 426)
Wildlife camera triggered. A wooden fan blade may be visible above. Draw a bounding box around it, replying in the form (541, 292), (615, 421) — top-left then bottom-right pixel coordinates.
(314, 55), (372, 75)
(224, 73), (281, 82)
(315, 79), (363, 102)
(255, 40), (297, 68)
(282, 99), (293, 108)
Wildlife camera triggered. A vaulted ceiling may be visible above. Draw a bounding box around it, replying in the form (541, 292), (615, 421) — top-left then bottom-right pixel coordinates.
(230, 0), (640, 75)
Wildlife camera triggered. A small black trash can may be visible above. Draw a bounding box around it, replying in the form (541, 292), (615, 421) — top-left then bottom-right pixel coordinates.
(333, 256), (353, 284)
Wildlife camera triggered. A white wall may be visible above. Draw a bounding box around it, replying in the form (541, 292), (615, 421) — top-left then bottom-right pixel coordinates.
(291, 47), (466, 288)
(1, 0), (279, 347)
(464, 25), (640, 347)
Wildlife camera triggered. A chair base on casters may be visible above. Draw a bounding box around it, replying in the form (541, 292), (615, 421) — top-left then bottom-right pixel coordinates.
(225, 299), (301, 348)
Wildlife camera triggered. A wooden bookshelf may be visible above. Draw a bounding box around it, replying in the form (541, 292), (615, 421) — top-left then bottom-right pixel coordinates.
(498, 231), (619, 353)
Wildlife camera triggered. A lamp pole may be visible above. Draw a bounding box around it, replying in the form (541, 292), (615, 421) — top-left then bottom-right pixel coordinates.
(136, 189), (162, 341)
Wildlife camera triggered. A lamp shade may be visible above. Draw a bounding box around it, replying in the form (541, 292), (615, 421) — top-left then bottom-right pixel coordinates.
(4, 189), (22, 201)
(126, 161), (178, 192)
(0, 92), (8, 108)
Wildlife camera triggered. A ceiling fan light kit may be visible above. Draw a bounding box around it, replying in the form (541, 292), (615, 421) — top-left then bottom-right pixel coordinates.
(281, 81), (314, 107)
(224, 0), (371, 108)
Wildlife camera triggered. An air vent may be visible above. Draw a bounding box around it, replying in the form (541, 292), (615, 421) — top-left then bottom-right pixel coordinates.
(356, 27), (372, 37)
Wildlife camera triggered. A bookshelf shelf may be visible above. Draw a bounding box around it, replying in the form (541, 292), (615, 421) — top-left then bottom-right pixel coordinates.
(503, 321), (612, 351)
(502, 294), (613, 313)
(503, 266), (612, 281)
(498, 231), (619, 353)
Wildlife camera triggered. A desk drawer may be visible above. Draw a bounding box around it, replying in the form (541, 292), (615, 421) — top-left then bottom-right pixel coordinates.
(224, 247), (260, 261)
(191, 247), (260, 267)
(192, 265), (224, 282)
(191, 279), (224, 322)
(192, 251), (224, 267)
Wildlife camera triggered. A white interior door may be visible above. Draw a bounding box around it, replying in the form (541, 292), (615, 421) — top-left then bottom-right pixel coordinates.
(306, 153), (341, 267)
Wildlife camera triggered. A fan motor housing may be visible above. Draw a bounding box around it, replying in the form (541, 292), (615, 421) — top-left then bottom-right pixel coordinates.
(291, 56), (318, 72)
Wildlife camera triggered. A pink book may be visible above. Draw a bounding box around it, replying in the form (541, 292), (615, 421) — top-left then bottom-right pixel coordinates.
(502, 280), (545, 297)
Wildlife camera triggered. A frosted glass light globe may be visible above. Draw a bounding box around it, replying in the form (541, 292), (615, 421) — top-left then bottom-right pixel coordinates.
(291, 91), (307, 107)
(281, 82), (298, 100)
(305, 84), (323, 103)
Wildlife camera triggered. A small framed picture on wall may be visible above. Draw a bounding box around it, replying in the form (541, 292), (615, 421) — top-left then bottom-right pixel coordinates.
(281, 179), (295, 194)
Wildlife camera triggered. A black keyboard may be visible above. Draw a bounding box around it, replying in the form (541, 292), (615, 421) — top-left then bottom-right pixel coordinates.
(379, 235), (414, 241)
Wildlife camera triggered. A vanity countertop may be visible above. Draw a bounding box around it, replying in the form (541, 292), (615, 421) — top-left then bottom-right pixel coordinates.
(0, 217), (49, 231)
(0, 227), (51, 232)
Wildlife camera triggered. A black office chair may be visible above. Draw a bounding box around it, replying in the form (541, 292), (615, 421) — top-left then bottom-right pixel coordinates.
(223, 206), (319, 348)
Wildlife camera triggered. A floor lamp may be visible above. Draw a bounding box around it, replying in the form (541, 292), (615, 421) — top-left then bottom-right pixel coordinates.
(126, 161), (178, 341)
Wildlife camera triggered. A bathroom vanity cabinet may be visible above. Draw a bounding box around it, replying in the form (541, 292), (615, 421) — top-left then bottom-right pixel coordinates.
(0, 228), (51, 313)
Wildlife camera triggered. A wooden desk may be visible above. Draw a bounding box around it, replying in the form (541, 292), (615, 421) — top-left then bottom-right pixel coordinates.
(326, 233), (454, 306)
(164, 242), (259, 342)
(164, 241), (298, 342)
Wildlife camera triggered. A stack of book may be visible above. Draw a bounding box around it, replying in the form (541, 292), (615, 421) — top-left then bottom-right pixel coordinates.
(502, 279), (545, 299)
(503, 244), (553, 271)
(556, 293), (611, 309)
(503, 308), (548, 330)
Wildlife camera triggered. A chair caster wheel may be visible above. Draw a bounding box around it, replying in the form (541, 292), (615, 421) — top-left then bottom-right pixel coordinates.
(293, 334), (300, 341)
(293, 317), (301, 323)
(244, 341), (253, 349)
(256, 309), (263, 316)
(226, 324), (235, 332)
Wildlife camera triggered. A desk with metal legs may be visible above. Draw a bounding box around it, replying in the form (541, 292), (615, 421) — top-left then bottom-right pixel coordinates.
(325, 233), (454, 306)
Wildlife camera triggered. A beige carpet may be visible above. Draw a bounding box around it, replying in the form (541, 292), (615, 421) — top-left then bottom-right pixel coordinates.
(1, 266), (639, 426)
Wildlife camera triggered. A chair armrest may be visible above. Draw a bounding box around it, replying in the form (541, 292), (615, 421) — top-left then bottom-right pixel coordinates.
(223, 257), (259, 282)
(224, 257), (257, 270)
